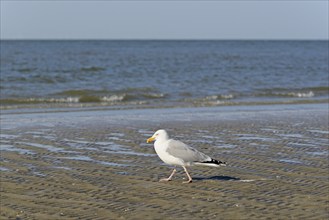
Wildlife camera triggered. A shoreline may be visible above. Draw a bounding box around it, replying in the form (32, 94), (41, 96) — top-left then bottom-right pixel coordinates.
(1, 98), (328, 114)
(1, 102), (328, 127)
(1, 102), (328, 219)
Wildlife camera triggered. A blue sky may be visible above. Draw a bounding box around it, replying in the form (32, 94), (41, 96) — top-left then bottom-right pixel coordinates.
(1, 1), (328, 40)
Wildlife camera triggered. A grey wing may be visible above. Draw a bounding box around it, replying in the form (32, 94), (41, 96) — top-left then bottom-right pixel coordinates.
(166, 139), (211, 163)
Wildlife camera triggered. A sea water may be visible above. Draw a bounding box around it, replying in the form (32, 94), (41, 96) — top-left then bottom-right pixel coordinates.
(1, 40), (328, 109)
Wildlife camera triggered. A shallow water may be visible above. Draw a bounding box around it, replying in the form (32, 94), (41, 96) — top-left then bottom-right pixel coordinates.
(0, 144), (35, 155)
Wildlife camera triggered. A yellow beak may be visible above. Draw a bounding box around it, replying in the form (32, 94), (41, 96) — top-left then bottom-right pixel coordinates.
(147, 136), (155, 143)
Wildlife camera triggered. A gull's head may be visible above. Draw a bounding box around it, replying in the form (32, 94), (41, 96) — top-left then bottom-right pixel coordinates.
(146, 129), (169, 143)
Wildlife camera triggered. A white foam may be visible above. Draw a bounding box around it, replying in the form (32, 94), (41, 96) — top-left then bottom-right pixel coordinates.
(101, 95), (125, 102)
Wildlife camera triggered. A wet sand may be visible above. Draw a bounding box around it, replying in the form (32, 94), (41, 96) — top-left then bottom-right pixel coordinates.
(1, 104), (328, 219)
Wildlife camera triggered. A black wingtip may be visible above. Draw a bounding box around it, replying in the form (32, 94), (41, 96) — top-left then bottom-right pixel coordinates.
(202, 158), (226, 166)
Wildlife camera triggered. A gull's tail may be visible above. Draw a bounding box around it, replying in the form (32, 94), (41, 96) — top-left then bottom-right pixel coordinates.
(194, 158), (226, 167)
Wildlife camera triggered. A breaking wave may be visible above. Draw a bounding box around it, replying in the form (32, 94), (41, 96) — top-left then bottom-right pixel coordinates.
(0, 88), (167, 105)
(257, 87), (328, 99)
(261, 91), (315, 98)
(1, 86), (327, 109)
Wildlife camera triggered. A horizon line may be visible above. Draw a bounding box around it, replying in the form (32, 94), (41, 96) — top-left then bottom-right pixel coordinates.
(1, 38), (328, 41)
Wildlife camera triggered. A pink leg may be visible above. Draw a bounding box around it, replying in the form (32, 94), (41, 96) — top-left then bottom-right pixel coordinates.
(182, 166), (192, 183)
(159, 168), (176, 182)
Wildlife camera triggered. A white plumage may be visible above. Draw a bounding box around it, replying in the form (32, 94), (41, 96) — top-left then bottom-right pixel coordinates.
(147, 129), (226, 183)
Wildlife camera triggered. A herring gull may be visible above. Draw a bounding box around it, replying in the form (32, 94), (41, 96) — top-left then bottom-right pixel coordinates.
(147, 129), (226, 183)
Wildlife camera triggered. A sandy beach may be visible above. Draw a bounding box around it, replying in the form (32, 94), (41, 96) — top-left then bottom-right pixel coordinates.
(1, 104), (328, 219)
